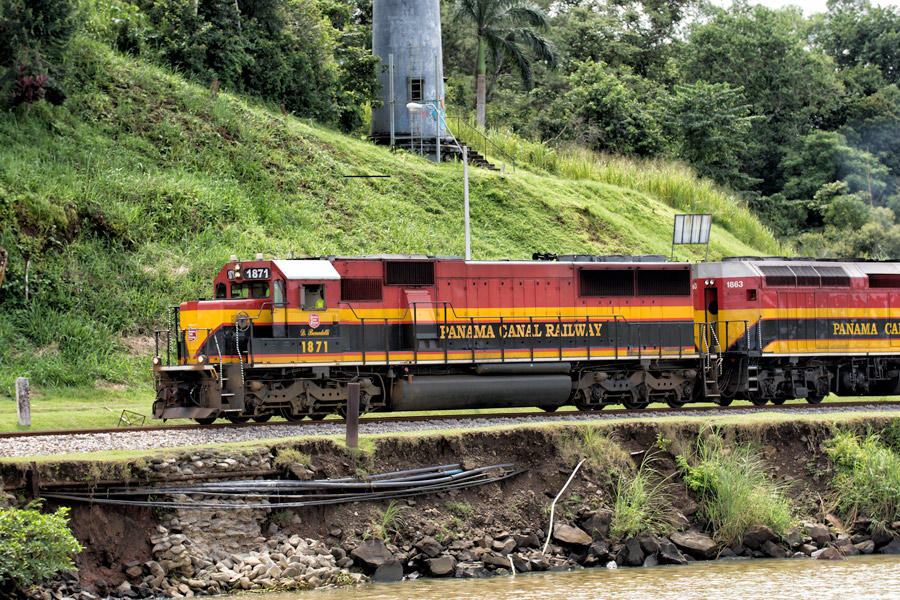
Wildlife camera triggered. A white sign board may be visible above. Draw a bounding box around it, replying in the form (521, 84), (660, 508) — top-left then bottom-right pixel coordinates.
(673, 214), (712, 245)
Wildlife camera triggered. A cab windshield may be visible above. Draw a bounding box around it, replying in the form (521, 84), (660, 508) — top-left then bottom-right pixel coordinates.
(230, 282), (270, 299)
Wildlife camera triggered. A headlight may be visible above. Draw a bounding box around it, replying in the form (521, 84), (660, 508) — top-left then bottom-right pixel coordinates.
(152, 356), (161, 366)
(198, 355), (207, 364)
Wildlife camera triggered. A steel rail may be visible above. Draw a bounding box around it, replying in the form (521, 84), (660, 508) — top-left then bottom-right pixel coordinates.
(4, 400), (900, 440)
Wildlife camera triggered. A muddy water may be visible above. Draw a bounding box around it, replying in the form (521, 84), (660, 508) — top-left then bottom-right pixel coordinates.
(253, 556), (900, 600)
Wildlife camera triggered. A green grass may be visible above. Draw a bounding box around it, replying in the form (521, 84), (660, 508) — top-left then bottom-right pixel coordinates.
(0, 33), (781, 403)
(676, 429), (793, 544)
(826, 430), (900, 531)
(609, 452), (673, 540)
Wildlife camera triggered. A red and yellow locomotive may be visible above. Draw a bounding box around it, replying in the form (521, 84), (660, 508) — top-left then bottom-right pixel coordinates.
(152, 254), (900, 422)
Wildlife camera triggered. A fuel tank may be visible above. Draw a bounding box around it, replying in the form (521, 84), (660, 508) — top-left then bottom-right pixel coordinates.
(390, 375), (572, 411)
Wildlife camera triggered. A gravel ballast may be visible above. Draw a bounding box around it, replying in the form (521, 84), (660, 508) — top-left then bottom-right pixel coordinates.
(3, 404), (900, 458)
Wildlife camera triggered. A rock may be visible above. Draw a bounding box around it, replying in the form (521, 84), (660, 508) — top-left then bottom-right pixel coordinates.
(669, 531), (718, 560)
(588, 541), (611, 562)
(805, 523), (831, 547)
(873, 529), (894, 547)
(513, 532), (540, 550)
(115, 582), (137, 598)
(125, 566), (144, 579)
(642, 554), (659, 568)
(742, 525), (778, 550)
(800, 544), (818, 555)
(426, 556), (457, 577)
(657, 540), (688, 565)
(718, 548), (737, 559)
(878, 539), (900, 554)
(552, 524), (592, 546)
(624, 538), (644, 567)
(454, 561), (488, 578)
(785, 527), (803, 549)
(146, 562), (165, 578)
(492, 538), (516, 555)
(483, 553), (512, 569)
(855, 540), (876, 555)
(669, 511), (692, 531)
(372, 560), (403, 582)
(761, 540), (788, 559)
(350, 540), (394, 570)
(605, 560), (618, 569)
(415, 536), (443, 558)
(529, 556), (551, 571)
(812, 547), (843, 561)
(580, 510), (612, 539)
(636, 532), (661, 556)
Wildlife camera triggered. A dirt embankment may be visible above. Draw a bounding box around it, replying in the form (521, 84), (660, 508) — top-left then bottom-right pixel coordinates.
(3, 417), (899, 599)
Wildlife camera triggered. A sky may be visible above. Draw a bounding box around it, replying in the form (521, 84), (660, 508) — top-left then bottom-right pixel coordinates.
(717, 0), (900, 13)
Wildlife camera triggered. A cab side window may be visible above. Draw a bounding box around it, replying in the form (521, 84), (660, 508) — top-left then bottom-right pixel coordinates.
(215, 283), (227, 299)
(302, 284), (325, 310)
(274, 280), (285, 305)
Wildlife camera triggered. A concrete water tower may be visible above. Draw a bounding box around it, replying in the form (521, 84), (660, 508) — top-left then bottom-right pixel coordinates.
(371, 0), (456, 161)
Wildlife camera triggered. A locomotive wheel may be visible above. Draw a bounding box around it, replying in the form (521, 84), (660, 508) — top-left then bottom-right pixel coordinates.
(542, 405), (560, 412)
(622, 398), (650, 410)
(194, 417), (216, 425)
(279, 407), (303, 422)
(308, 413), (328, 421)
(771, 397), (787, 406)
(716, 398), (734, 407)
(749, 396), (768, 406)
(226, 415), (250, 423)
(252, 414), (273, 423)
(806, 395), (824, 405)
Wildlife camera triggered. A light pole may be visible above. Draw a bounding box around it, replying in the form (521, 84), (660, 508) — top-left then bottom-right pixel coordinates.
(406, 101), (470, 260)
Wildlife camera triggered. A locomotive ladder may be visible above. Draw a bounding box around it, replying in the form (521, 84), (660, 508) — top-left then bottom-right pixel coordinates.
(701, 323), (721, 399)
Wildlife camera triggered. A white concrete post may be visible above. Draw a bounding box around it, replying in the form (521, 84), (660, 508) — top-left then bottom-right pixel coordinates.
(16, 377), (30, 426)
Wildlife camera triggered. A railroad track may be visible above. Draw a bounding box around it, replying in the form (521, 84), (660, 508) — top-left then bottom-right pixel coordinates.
(5, 399), (900, 439)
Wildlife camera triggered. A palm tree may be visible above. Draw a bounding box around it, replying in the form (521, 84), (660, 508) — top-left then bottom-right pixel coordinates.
(453, 0), (558, 127)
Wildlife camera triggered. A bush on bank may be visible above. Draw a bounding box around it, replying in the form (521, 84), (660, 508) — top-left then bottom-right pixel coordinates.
(827, 431), (900, 531)
(0, 503), (83, 596)
(676, 432), (793, 545)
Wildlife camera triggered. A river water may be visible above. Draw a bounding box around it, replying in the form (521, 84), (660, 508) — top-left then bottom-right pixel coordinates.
(251, 555), (900, 600)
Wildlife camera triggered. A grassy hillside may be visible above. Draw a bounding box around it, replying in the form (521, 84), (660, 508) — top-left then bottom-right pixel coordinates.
(0, 37), (784, 401)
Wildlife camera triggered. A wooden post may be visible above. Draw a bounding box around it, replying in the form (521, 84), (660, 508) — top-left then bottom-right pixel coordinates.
(16, 377), (30, 427)
(346, 382), (360, 449)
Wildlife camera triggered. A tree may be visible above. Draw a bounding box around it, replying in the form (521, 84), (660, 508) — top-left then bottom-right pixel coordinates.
(453, 0), (558, 127)
(662, 81), (758, 189)
(817, 0), (900, 85)
(683, 3), (844, 194)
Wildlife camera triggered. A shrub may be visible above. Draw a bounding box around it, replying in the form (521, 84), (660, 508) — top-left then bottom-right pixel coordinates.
(826, 431), (900, 531)
(556, 425), (631, 474)
(676, 431), (793, 544)
(0, 503), (83, 595)
(366, 501), (407, 542)
(609, 453), (672, 540)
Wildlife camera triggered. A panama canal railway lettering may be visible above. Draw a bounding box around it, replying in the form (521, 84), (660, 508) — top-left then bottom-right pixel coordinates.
(438, 322), (605, 340)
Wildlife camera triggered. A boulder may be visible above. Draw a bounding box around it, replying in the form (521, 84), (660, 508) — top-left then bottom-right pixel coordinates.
(553, 524), (592, 546)
(631, 533), (657, 556)
(588, 541), (611, 562)
(415, 536), (443, 559)
(280, 564), (303, 579)
(454, 561), (488, 578)
(492, 538), (516, 555)
(784, 527), (803, 549)
(483, 553), (512, 569)
(878, 538), (900, 555)
(426, 556), (456, 577)
(529, 556), (551, 571)
(511, 554), (531, 573)
(761, 540), (788, 559)
(642, 554), (659, 568)
(669, 531), (718, 560)
(873, 529), (894, 547)
(657, 540), (688, 565)
(855, 540), (875, 555)
(350, 540), (394, 571)
(742, 525), (777, 550)
(513, 532), (540, 550)
(623, 538), (644, 567)
(805, 523), (831, 547)
(372, 560), (403, 582)
(581, 510), (612, 539)
(812, 547), (843, 561)
(668, 511), (692, 531)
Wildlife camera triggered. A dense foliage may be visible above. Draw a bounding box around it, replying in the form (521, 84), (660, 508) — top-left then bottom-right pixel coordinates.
(0, 504), (83, 595)
(440, 0), (900, 258)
